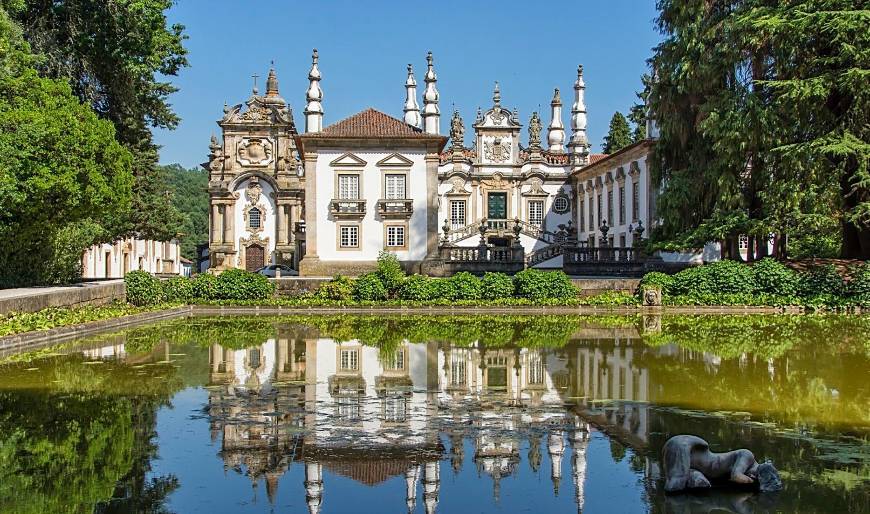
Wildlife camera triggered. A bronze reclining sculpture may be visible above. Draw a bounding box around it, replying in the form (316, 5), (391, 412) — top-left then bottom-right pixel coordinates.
(662, 435), (783, 493)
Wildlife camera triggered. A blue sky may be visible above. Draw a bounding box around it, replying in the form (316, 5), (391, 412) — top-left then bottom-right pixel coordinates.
(154, 0), (661, 168)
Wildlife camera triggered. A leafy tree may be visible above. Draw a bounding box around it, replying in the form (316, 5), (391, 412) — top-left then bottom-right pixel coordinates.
(602, 111), (632, 154)
(0, 7), (133, 286)
(8, 0), (189, 241)
(164, 164), (208, 260)
(648, 0), (870, 259)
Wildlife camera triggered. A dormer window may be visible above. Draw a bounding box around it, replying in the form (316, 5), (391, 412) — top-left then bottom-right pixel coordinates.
(248, 207), (261, 229)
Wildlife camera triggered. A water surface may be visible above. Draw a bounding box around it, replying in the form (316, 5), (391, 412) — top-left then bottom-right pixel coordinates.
(0, 314), (867, 513)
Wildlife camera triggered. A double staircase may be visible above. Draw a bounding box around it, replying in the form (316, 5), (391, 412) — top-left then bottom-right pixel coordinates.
(444, 219), (557, 245)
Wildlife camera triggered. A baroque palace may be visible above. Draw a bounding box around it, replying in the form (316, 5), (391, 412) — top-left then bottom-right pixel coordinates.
(204, 50), (662, 276)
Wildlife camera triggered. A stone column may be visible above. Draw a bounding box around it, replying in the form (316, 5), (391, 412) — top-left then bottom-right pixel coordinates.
(425, 152), (440, 258)
(300, 152), (319, 275)
(211, 203), (223, 244)
(223, 202), (234, 248)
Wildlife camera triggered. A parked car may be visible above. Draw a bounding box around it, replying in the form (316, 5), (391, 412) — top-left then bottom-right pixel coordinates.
(256, 264), (299, 277)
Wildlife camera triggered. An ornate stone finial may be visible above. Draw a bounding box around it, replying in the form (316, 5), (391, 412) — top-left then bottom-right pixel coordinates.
(442, 219), (450, 242)
(305, 48), (323, 133)
(476, 106), (483, 123)
(403, 63), (421, 128)
(599, 219), (610, 240)
(223, 102), (229, 114)
(423, 51), (440, 134)
(548, 88), (566, 152)
(493, 81), (501, 106)
(528, 111), (542, 149)
(450, 109), (465, 150)
(513, 218), (522, 237)
(266, 62), (279, 97)
(569, 64), (589, 165)
(209, 133), (219, 149)
(633, 219), (645, 239)
(251, 72), (259, 95)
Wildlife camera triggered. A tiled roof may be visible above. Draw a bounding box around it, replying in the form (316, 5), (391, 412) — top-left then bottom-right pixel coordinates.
(311, 108), (436, 138)
(589, 153), (608, 164)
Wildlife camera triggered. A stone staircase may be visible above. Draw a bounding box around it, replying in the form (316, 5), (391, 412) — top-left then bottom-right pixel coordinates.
(444, 219), (556, 245)
(526, 243), (564, 267)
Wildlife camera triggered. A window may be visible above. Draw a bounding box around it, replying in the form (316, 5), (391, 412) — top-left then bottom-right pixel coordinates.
(450, 350), (467, 386)
(528, 200), (544, 226)
(338, 174), (359, 199)
(619, 186), (626, 225)
(619, 234), (626, 247)
(528, 352), (544, 385)
(339, 225), (359, 248)
(579, 199), (585, 231)
(384, 349), (405, 370)
(588, 198), (594, 231)
(739, 234), (749, 250)
(385, 174), (406, 199)
(248, 207), (261, 229)
(553, 195), (570, 214)
(340, 349), (359, 371)
(607, 189), (614, 224)
(386, 225), (406, 248)
(632, 182), (640, 221)
(450, 200), (466, 229)
(596, 193), (602, 226)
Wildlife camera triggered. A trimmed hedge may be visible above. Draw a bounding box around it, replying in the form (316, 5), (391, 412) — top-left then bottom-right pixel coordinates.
(639, 259), (869, 307)
(313, 268), (579, 303)
(124, 268), (275, 306)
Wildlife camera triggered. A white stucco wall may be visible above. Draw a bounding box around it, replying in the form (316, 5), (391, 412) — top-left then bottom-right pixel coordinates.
(82, 238), (181, 278)
(314, 149), (429, 262)
(577, 157), (650, 248)
(232, 177), (277, 267)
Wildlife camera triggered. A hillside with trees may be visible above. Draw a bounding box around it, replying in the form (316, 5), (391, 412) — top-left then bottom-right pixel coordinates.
(164, 164), (209, 260)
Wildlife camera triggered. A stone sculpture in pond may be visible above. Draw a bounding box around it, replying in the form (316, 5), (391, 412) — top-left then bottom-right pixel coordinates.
(663, 435), (783, 493)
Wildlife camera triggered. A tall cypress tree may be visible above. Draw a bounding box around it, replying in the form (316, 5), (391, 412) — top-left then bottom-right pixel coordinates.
(603, 112), (633, 154)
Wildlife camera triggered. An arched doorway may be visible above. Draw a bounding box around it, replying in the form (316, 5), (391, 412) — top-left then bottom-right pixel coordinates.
(245, 244), (264, 272)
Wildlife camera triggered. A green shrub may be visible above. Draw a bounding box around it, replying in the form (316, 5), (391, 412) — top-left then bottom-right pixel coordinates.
(376, 251), (406, 297)
(124, 270), (162, 306)
(639, 272), (673, 294)
(191, 273), (218, 300)
(213, 269), (274, 300)
(846, 263), (870, 306)
(798, 264), (844, 299)
(315, 275), (354, 301)
(670, 260), (755, 297)
(354, 272), (388, 301)
(480, 272), (514, 300)
(751, 258), (799, 296)
(400, 274), (437, 301)
(161, 276), (193, 303)
(448, 272), (482, 300)
(513, 269), (577, 300)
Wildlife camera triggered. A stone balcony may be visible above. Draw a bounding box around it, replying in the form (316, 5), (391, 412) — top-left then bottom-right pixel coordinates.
(376, 199), (413, 219)
(329, 199), (366, 219)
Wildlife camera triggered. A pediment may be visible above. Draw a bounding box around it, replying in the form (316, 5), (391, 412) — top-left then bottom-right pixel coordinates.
(376, 153), (414, 167)
(329, 152), (367, 167)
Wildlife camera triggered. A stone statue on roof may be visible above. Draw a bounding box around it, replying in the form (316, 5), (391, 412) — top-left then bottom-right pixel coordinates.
(450, 110), (465, 149)
(529, 111), (542, 149)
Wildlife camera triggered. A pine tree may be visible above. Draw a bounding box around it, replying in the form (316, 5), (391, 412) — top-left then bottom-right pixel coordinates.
(602, 112), (632, 154)
(648, 0), (869, 259)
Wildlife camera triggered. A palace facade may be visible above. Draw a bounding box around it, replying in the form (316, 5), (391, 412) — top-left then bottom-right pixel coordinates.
(204, 50), (660, 276)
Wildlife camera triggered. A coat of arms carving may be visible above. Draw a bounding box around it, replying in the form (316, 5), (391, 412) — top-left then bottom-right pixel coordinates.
(484, 136), (511, 163)
(245, 179), (262, 204)
(237, 138), (273, 166)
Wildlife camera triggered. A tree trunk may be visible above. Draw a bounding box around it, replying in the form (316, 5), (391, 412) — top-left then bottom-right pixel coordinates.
(746, 235), (756, 263)
(757, 233), (769, 259)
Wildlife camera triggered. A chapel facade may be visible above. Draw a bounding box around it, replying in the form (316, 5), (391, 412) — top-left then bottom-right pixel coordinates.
(204, 50), (658, 276)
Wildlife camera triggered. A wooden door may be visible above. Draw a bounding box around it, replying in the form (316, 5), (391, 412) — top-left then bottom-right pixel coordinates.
(245, 245), (264, 271)
(487, 192), (507, 220)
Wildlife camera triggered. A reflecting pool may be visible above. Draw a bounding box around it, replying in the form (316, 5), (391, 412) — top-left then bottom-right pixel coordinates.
(0, 314), (867, 513)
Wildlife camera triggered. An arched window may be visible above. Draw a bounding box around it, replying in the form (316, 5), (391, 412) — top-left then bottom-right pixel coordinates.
(248, 207), (261, 229)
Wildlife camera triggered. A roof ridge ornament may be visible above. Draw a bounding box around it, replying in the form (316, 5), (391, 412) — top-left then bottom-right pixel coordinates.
(305, 48), (323, 133)
(403, 63), (421, 128)
(493, 81), (501, 106)
(422, 51), (440, 134)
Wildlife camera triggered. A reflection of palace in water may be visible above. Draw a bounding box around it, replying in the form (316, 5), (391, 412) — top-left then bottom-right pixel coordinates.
(201, 331), (619, 514)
